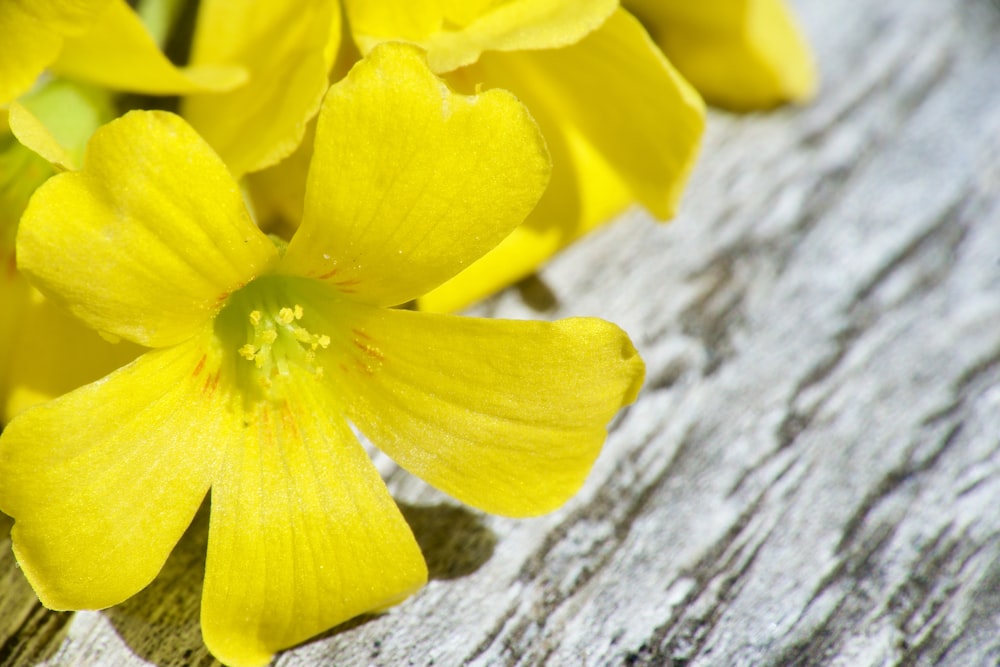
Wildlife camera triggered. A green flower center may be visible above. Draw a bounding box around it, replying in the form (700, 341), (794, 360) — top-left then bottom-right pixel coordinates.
(238, 303), (331, 378)
(216, 276), (333, 395)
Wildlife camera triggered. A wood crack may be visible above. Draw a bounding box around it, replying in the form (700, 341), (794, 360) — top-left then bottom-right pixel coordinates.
(837, 423), (963, 554)
(622, 491), (775, 666)
(464, 428), (699, 665)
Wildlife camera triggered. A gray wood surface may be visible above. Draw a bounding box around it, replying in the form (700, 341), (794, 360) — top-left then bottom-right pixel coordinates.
(3, 0), (1000, 664)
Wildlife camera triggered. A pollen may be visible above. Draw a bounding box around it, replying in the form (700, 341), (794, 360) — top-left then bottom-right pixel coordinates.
(236, 302), (330, 388)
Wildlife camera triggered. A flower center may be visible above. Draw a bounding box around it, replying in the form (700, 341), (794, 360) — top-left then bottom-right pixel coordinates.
(215, 276), (335, 397)
(237, 304), (331, 381)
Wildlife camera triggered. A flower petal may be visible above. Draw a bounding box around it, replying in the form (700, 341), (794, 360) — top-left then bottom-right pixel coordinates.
(1, 115), (54, 421)
(0, 0), (110, 105)
(0, 273), (30, 425)
(9, 79), (118, 171)
(181, 0), (340, 176)
(419, 9), (705, 311)
(0, 111), (53, 237)
(4, 288), (144, 423)
(201, 370), (426, 667)
(480, 9), (704, 222)
(345, 0), (616, 73)
(17, 110), (278, 348)
(8, 102), (77, 171)
(624, 0), (817, 110)
(0, 335), (219, 610)
(326, 303), (645, 516)
(52, 0), (247, 95)
(281, 42), (550, 307)
(244, 120), (315, 237)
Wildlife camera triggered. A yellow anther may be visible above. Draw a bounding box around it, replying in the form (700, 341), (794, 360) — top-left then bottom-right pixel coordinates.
(236, 301), (330, 383)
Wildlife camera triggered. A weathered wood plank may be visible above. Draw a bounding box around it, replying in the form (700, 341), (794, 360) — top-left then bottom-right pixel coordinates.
(3, 0), (1000, 665)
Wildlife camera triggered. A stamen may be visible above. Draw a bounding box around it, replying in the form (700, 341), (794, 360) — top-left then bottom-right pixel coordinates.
(236, 302), (331, 386)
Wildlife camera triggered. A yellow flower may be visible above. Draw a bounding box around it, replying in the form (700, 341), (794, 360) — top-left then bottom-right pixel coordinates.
(181, 0), (342, 177)
(341, 0), (706, 312)
(1, 0), (243, 107)
(9, 0), (340, 178)
(1, 0), (248, 422)
(2, 0), (341, 421)
(0, 104), (142, 424)
(0, 44), (643, 667)
(0, 0), (110, 105)
(0, 113), (43, 414)
(622, 0), (818, 110)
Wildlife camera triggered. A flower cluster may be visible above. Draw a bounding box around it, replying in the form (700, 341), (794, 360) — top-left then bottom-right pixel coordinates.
(0, 1), (816, 665)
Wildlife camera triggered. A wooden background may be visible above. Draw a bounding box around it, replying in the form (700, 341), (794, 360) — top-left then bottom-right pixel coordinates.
(3, 0), (1000, 664)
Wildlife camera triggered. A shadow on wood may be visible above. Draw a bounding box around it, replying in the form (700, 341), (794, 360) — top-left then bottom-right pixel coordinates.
(93, 500), (494, 666)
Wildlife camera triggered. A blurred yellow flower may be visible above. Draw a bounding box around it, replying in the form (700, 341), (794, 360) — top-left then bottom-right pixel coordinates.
(340, 0), (706, 312)
(1, 99), (142, 424)
(1, 0), (244, 107)
(0, 45), (643, 666)
(623, 0), (818, 110)
(9, 0), (341, 177)
(0, 0), (110, 105)
(0, 113), (47, 418)
(181, 0), (342, 177)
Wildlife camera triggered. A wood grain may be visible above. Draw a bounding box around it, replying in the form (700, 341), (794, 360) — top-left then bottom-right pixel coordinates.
(3, 0), (1000, 665)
